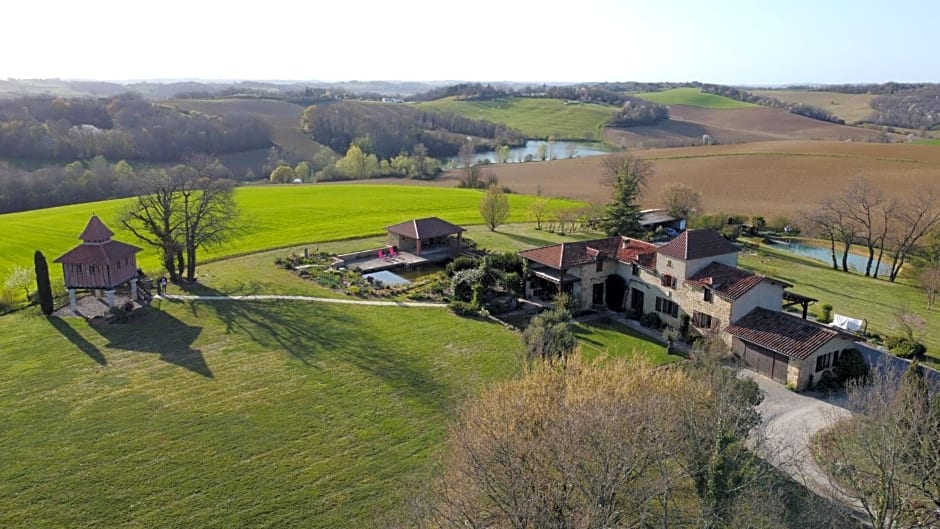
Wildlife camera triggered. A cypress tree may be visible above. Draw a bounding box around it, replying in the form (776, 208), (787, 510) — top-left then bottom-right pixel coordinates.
(34, 250), (54, 315)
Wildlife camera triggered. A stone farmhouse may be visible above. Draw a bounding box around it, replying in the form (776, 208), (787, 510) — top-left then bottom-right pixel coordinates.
(519, 229), (859, 390)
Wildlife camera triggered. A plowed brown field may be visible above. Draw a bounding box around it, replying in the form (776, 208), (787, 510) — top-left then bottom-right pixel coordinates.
(414, 141), (940, 217)
(604, 105), (887, 149)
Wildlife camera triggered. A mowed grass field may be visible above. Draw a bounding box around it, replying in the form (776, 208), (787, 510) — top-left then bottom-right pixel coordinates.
(635, 87), (758, 109)
(0, 184), (577, 281)
(750, 89), (876, 124)
(428, 141), (940, 218)
(0, 299), (522, 528)
(415, 96), (617, 140)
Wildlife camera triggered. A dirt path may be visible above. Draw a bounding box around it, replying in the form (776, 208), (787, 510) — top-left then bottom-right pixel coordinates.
(155, 294), (447, 308)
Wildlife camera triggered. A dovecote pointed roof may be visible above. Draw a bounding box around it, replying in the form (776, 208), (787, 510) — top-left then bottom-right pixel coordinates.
(78, 215), (114, 243)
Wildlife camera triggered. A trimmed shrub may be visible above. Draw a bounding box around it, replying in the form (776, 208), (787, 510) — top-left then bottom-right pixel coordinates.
(452, 268), (487, 302)
(818, 304), (833, 324)
(833, 348), (871, 386)
(890, 339), (927, 359)
(449, 300), (479, 316)
(485, 251), (524, 275)
(446, 255), (479, 276)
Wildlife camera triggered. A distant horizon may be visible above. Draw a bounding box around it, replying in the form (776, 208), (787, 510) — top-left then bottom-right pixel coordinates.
(6, 77), (937, 88)
(5, 0), (938, 84)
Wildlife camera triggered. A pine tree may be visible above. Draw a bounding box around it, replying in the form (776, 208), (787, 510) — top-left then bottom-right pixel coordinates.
(600, 153), (651, 237)
(34, 250), (54, 315)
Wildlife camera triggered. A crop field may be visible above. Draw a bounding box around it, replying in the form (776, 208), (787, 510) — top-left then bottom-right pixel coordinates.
(415, 96), (617, 140)
(635, 87), (758, 109)
(750, 89), (876, 124)
(0, 185), (577, 281)
(430, 141), (940, 218)
(604, 104), (887, 149)
(0, 298), (522, 528)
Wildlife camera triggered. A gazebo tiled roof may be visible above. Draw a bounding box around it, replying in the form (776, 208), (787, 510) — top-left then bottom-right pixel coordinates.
(78, 215), (114, 242)
(386, 217), (465, 240)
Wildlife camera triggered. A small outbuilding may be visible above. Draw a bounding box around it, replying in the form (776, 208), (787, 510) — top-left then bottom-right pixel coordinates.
(54, 215), (142, 312)
(385, 217), (465, 257)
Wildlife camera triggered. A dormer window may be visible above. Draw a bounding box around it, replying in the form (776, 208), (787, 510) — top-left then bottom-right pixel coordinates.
(595, 257), (604, 273)
(661, 274), (675, 288)
(631, 263), (639, 276)
(704, 288), (714, 302)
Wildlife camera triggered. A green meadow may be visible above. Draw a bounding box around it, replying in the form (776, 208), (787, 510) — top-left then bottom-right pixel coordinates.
(416, 96), (617, 140)
(0, 184), (580, 280)
(636, 87), (758, 109)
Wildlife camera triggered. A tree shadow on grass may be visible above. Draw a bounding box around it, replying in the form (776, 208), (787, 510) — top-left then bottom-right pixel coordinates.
(48, 316), (107, 366)
(91, 308), (212, 378)
(181, 284), (449, 410)
(501, 231), (575, 249)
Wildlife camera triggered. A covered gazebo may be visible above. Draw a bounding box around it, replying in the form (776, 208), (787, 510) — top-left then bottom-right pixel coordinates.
(385, 217), (465, 257)
(54, 215), (142, 312)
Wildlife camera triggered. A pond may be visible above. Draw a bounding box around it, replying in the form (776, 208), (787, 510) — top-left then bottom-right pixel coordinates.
(444, 140), (611, 167)
(767, 239), (892, 277)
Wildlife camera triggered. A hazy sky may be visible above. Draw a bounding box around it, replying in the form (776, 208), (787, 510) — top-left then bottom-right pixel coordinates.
(4, 0), (937, 84)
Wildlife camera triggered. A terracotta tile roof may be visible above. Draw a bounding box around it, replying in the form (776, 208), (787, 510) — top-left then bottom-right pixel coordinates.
(78, 215), (114, 242)
(657, 229), (738, 261)
(617, 238), (658, 264)
(519, 237), (618, 269)
(685, 262), (766, 301)
(726, 308), (858, 360)
(54, 240), (141, 265)
(386, 217), (465, 239)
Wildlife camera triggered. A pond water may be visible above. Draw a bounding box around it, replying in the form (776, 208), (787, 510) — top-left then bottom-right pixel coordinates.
(396, 263), (447, 281)
(767, 240), (892, 277)
(445, 140), (610, 167)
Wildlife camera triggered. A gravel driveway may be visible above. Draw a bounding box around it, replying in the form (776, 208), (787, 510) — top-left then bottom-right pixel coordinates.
(739, 370), (865, 516)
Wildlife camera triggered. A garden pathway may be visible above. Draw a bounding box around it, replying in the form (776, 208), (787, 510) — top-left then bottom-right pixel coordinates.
(154, 294), (447, 308)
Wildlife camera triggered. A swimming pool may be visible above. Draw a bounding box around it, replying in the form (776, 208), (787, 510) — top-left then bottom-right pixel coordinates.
(363, 270), (411, 286)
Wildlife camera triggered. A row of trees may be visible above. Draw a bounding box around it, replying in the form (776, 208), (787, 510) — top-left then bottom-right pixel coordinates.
(270, 143), (443, 182)
(0, 155), (234, 214)
(301, 101), (523, 159)
(121, 162), (240, 282)
(407, 338), (852, 528)
(0, 94), (270, 162)
(804, 178), (940, 281)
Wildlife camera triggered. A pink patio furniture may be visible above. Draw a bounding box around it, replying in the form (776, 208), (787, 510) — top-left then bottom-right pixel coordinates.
(377, 249), (385, 259)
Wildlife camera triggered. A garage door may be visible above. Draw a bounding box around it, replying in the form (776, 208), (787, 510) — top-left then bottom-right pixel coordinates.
(742, 344), (789, 384)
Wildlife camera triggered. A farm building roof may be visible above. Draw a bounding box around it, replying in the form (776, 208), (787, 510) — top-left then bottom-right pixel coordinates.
(657, 229), (738, 261)
(685, 262), (767, 301)
(639, 209), (677, 226)
(385, 217), (465, 240)
(726, 308), (858, 360)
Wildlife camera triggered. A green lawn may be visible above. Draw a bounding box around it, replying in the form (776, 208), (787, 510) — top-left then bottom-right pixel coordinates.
(574, 319), (681, 365)
(738, 240), (940, 363)
(636, 87), (758, 109)
(0, 300), (522, 528)
(415, 96), (617, 140)
(0, 185), (581, 283)
(916, 138), (940, 145)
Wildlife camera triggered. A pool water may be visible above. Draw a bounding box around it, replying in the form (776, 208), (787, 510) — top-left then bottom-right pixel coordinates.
(363, 270), (411, 286)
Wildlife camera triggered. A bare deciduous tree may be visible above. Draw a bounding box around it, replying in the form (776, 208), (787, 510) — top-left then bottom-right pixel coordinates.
(918, 263), (940, 309)
(660, 182), (702, 219)
(479, 184), (509, 232)
(886, 188), (940, 282)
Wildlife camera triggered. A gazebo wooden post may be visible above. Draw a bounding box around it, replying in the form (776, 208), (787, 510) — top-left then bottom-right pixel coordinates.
(68, 289), (77, 312)
(416, 239), (422, 257)
(457, 232), (462, 251)
(106, 289), (116, 307)
(130, 278), (138, 300)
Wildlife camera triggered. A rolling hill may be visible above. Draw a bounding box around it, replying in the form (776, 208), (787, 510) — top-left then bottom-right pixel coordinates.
(634, 87), (758, 109)
(415, 96), (618, 140)
(750, 89), (876, 124)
